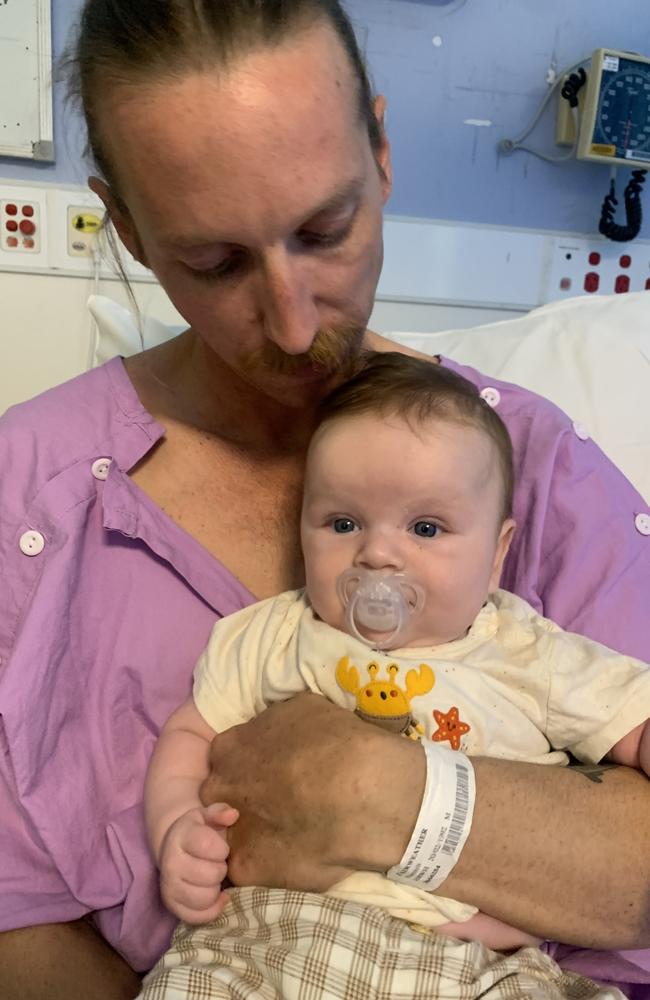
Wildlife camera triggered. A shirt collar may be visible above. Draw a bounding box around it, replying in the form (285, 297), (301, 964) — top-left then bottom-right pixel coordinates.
(101, 358), (255, 618)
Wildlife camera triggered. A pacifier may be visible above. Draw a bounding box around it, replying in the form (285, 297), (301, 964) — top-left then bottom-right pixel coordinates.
(336, 568), (425, 650)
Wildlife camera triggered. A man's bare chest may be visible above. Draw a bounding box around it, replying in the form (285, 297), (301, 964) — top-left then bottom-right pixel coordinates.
(131, 429), (305, 599)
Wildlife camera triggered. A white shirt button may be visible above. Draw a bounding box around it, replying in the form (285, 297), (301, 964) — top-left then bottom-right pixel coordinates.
(19, 530), (45, 556)
(91, 458), (112, 481)
(480, 387), (501, 407)
(635, 513), (650, 536)
(572, 421), (590, 441)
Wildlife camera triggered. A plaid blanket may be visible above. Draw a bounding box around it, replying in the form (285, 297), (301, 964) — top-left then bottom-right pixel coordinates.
(139, 888), (625, 999)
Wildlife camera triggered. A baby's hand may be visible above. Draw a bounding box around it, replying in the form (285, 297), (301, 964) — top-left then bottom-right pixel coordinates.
(159, 802), (239, 923)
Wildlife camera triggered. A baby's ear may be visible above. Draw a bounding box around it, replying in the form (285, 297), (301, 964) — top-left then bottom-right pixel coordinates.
(489, 519), (516, 591)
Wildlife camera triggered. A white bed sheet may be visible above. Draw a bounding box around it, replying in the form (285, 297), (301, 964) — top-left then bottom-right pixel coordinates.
(391, 292), (650, 503)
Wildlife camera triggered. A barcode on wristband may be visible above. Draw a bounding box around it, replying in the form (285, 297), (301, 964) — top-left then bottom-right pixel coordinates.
(441, 762), (470, 856)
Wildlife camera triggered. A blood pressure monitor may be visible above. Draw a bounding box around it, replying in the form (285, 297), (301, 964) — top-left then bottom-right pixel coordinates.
(578, 48), (650, 168)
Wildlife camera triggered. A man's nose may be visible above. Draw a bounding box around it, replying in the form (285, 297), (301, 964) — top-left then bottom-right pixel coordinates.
(259, 253), (320, 355)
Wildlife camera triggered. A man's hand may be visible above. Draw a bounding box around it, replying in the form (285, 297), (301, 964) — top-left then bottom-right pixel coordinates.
(199, 693), (424, 891)
(159, 802), (238, 923)
(199, 695), (650, 946)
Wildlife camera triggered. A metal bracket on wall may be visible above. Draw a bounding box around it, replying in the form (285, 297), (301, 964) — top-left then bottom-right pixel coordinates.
(32, 140), (55, 162)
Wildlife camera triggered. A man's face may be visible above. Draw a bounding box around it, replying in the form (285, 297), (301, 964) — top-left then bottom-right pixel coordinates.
(96, 24), (392, 405)
(301, 412), (515, 648)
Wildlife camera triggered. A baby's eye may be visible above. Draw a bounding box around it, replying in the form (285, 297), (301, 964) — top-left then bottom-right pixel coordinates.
(332, 517), (357, 534)
(413, 521), (440, 539)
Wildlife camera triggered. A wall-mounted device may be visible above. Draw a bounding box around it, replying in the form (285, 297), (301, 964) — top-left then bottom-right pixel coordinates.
(500, 48), (650, 242)
(577, 49), (650, 168)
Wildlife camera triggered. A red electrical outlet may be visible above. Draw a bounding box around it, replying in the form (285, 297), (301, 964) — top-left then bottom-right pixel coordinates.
(1, 200), (41, 254)
(547, 237), (650, 300)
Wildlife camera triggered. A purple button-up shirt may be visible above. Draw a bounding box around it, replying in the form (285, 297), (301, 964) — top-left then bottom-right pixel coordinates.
(1, 356), (649, 989)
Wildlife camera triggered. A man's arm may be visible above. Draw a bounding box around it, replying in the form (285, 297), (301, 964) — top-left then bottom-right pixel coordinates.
(441, 755), (650, 947)
(200, 693), (650, 949)
(0, 920), (141, 1000)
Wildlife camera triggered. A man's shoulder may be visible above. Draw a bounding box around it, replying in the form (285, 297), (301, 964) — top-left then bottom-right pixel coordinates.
(1, 358), (159, 482)
(2, 360), (117, 447)
(440, 356), (568, 430)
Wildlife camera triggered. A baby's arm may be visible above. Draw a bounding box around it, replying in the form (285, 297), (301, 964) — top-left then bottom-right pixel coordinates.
(607, 719), (650, 774)
(145, 697), (238, 923)
(437, 913), (542, 951)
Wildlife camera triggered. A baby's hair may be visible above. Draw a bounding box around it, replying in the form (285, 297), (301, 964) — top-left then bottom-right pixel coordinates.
(316, 351), (514, 521)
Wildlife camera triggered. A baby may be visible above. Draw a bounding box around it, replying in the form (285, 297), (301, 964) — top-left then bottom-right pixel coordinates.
(141, 352), (649, 998)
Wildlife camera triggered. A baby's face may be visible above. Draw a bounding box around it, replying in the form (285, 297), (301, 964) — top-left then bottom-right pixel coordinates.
(300, 411), (514, 647)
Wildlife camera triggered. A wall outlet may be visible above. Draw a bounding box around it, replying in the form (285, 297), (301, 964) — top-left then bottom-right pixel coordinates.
(67, 204), (105, 257)
(544, 236), (650, 299)
(1, 199), (41, 253)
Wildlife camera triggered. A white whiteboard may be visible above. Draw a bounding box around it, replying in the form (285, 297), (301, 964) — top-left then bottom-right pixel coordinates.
(0, 0), (53, 161)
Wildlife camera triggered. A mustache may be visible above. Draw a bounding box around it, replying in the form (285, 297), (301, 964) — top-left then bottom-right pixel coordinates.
(240, 325), (365, 378)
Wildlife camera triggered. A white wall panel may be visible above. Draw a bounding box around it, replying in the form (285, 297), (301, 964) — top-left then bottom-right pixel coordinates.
(2, 178), (650, 411)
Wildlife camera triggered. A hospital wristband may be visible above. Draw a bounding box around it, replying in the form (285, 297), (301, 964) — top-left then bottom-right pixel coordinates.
(386, 742), (475, 890)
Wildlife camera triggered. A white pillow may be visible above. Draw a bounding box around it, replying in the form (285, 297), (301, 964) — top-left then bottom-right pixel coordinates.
(87, 295), (180, 365)
(88, 291), (650, 501)
(390, 292), (650, 503)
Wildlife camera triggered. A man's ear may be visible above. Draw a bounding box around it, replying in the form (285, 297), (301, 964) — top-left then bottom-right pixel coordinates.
(488, 518), (516, 592)
(88, 176), (148, 267)
(372, 95), (393, 204)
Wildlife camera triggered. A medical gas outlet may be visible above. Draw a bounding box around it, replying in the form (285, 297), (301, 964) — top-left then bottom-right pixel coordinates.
(67, 205), (104, 258)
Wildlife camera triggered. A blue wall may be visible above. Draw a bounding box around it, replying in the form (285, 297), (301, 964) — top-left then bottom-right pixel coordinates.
(2, 0), (650, 237)
(352, 0), (650, 237)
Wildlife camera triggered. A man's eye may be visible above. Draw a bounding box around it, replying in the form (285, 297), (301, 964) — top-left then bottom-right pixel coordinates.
(332, 517), (356, 534)
(299, 219), (354, 249)
(413, 521), (440, 539)
(188, 254), (245, 282)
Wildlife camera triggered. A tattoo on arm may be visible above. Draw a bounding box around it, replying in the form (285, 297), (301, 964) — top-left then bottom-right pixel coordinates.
(567, 762), (619, 784)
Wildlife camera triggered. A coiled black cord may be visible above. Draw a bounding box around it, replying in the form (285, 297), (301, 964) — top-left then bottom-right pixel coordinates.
(561, 68), (587, 108)
(599, 169), (648, 242)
